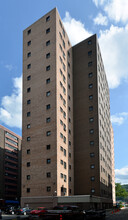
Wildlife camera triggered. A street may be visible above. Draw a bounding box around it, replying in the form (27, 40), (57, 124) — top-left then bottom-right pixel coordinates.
(1, 208), (128, 220)
(106, 207), (128, 220)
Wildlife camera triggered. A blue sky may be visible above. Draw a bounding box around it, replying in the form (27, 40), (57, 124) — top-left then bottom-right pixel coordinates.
(0, 0), (128, 184)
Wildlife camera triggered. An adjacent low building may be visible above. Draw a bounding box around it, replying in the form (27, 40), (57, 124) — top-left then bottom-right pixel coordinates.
(0, 125), (22, 206)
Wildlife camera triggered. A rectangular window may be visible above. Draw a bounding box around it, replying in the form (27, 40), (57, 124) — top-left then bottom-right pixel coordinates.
(88, 40), (92, 45)
(91, 176), (95, 181)
(46, 131), (51, 136)
(27, 75), (31, 81)
(46, 40), (50, 46)
(46, 28), (50, 34)
(91, 189), (95, 193)
(27, 124), (31, 129)
(46, 144), (51, 150)
(27, 188), (30, 193)
(90, 129), (94, 134)
(27, 41), (31, 46)
(46, 53), (50, 59)
(27, 64), (31, 69)
(46, 91), (50, 97)
(27, 99), (31, 105)
(90, 153), (95, 157)
(64, 149), (66, 156)
(88, 72), (93, 78)
(27, 162), (30, 167)
(68, 62), (70, 68)
(89, 117), (94, 122)
(46, 65), (50, 71)
(91, 164), (95, 169)
(90, 141), (94, 146)
(88, 50), (92, 56)
(46, 15), (50, 22)
(27, 29), (31, 35)
(47, 159), (51, 164)
(69, 153), (71, 158)
(27, 137), (30, 141)
(27, 87), (31, 93)
(60, 160), (63, 165)
(46, 172), (51, 178)
(64, 162), (66, 169)
(89, 106), (93, 111)
(47, 186), (51, 192)
(27, 52), (31, 57)
(46, 117), (51, 123)
(46, 104), (51, 110)
(46, 78), (50, 84)
(27, 175), (30, 180)
(69, 165), (71, 169)
(60, 173), (63, 178)
(27, 112), (31, 117)
(88, 61), (92, 67)
(89, 84), (93, 88)
(89, 95), (93, 100)
(27, 149), (30, 154)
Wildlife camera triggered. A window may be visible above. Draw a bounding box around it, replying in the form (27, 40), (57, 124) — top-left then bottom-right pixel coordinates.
(27, 124), (31, 129)
(89, 106), (93, 111)
(27, 75), (31, 81)
(89, 117), (94, 122)
(68, 62), (70, 68)
(60, 160), (63, 165)
(90, 153), (95, 157)
(46, 28), (50, 34)
(46, 145), (51, 150)
(88, 40), (92, 45)
(27, 87), (31, 93)
(27, 52), (31, 57)
(46, 15), (50, 22)
(63, 63), (65, 71)
(46, 91), (50, 97)
(64, 149), (66, 156)
(46, 65), (50, 71)
(89, 84), (93, 88)
(46, 78), (50, 84)
(27, 175), (30, 180)
(27, 136), (30, 141)
(90, 141), (94, 146)
(27, 149), (30, 154)
(46, 131), (51, 136)
(64, 162), (66, 169)
(27, 99), (31, 105)
(88, 61), (92, 67)
(69, 141), (71, 146)
(27, 188), (30, 193)
(27, 112), (31, 117)
(91, 164), (95, 169)
(89, 95), (93, 100)
(69, 153), (71, 158)
(46, 40), (50, 46)
(88, 50), (92, 56)
(47, 186), (51, 192)
(60, 173), (63, 178)
(27, 29), (31, 35)
(90, 129), (94, 134)
(88, 72), (93, 78)
(69, 177), (71, 182)
(27, 41), (31, 46)
(91, 176), (95, 181)
(68, 51), (70, 57)
(47, 159), (51, 164)
(46, 53), (50, 59)
(69, 118), (71, 123)
(46, 117), (51, 123)
(27, 162), (30, 167)
(68, 73), (70, 79)
(46, 172), (51, 178)
(68, 95), (70, 100)
(46, 104), (50, 110)
(69, 165), (71, 169)
(68, 84), (70, 89)
(27, 64), (31, 69)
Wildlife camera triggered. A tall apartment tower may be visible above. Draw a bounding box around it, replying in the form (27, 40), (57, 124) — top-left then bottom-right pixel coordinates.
(0, 125), (21, 205)
(22, 8), (113, 208)
(73, 36), (112, 201)
(22, 8), (73, 206)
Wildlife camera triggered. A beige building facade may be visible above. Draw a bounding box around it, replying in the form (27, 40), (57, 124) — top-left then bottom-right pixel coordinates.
(21, 8), (114, 208)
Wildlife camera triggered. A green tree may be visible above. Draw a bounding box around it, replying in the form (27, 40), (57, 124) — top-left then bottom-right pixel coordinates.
(116, 183), (128, 198)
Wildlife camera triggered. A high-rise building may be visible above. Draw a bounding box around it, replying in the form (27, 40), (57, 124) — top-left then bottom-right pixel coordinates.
(111, 124), (116, 204)
(0, 125), (21, 206)
(21, 8), (114, 208)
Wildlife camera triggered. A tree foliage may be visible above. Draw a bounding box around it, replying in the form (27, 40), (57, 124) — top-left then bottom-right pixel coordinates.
(116, 183), (128, 198)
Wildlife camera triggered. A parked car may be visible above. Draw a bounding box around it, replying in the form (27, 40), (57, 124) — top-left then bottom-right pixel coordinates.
(30, 207), (47, 216)
(17, 207), (32, 215)
(5, 206), (17, 215)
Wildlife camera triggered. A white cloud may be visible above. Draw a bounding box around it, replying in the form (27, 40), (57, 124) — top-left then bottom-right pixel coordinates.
(111, 112), (128, 125)
(63, 12), (92, 46)
(99, 25), (128, 88)
(94, 13), (108, 26)
(5, 64), (13, 71)
(0, 76), (22, 129)
(115, 166), (128, 184)
(92, 0), (128, 24)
